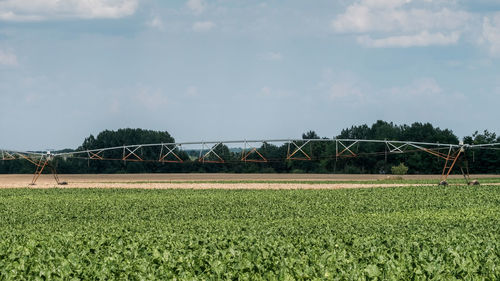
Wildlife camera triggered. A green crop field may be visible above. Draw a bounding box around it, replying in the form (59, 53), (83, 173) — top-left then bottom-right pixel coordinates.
(0, 186), (499, 280)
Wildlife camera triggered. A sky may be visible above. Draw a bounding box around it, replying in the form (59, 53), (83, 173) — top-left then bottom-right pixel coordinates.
(0, 0), (499, 150)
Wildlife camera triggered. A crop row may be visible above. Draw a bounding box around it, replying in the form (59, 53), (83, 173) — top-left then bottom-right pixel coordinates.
(0, 186), (499, 279)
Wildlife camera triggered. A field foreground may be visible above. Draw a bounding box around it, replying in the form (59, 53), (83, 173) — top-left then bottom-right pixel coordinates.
(0, 185), (499, 279)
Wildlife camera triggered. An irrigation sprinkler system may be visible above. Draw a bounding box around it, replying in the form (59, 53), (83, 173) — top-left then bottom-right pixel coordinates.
(1, 138), (499, 186)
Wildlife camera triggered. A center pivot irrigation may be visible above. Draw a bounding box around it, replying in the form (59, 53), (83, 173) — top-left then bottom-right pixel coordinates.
(2, 138), (499, 186)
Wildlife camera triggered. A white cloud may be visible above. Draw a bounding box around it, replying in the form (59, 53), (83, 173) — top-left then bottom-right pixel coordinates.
(0, 49), (18, 66)
(361, 0), (410, 9)
(135, 88), (169, 110)
(332, 1), (469, 33)
(186, 0), (206, 15)
(0, 11), (43, 21)
(192, 21), (215, 32)
(0, 0), (138, 21)
(258, 86), (290, 98)
(318, 69), (368, 103)
(24, 93), (42, 103)
(147, 16), (164, 31)
(358, 31), (460, 47)
(378, 77), (467, 123)
(387, 78), (443, 98)
(258, 51), (283, 61)
(318, 70), (461, 110)
(186, 86), (198, 97)
(481, 13), (500, 57)
(260, 86), (271, 96)
(109, 98), (120, 114)
(329, 82), (364, 100)
(331, 0), (470, 47)
(319, 71), (467, 126)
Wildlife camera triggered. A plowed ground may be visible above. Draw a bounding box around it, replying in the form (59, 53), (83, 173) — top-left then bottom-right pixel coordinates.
(1, 174), (498, 189)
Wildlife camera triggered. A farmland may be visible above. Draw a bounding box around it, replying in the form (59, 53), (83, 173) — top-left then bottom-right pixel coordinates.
(0, 183), (499, 279)
(1, 173), (500, 188)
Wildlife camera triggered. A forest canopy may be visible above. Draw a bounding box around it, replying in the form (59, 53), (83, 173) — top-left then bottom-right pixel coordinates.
(1, 121), (498, 174)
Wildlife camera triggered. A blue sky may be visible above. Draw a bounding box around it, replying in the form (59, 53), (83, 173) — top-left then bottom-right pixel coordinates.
(0, 0), (499, 150)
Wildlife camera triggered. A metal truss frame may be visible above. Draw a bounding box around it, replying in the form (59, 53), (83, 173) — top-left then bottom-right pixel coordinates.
(2, 140), (498, 186)
(88, 150), (104, 160)
(31, 156), (50, 185)
(159, 143), (183, 163)
(123, 146), (143, 161)
(199, 142), (224, 163)
(1, 150), (16, 161)
(336, 140), (359, 158)
(4, 151), (66, 186)
(386, 142), (407, 153)
(241, 141), (267, 163)
(287, 140), (312, 160)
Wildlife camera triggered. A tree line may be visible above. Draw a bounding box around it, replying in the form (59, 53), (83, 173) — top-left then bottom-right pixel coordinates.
(1, 121), (498, 174)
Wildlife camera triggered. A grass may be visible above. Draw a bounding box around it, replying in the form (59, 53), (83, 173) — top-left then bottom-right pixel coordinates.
(0, 186), (499, 279)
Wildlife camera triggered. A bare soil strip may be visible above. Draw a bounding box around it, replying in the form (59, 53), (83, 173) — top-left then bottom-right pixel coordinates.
(1, 174), (499, 189)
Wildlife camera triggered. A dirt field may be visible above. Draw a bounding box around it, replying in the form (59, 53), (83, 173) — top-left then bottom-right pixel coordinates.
(0, 173), (498, 189)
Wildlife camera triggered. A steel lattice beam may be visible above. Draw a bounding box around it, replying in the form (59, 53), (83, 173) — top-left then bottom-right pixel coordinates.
(2, 138), (498, 185)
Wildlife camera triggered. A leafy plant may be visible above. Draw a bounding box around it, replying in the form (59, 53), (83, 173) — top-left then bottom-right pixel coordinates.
(0, 186), (499, 279)
(391, 162), (409, 175)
